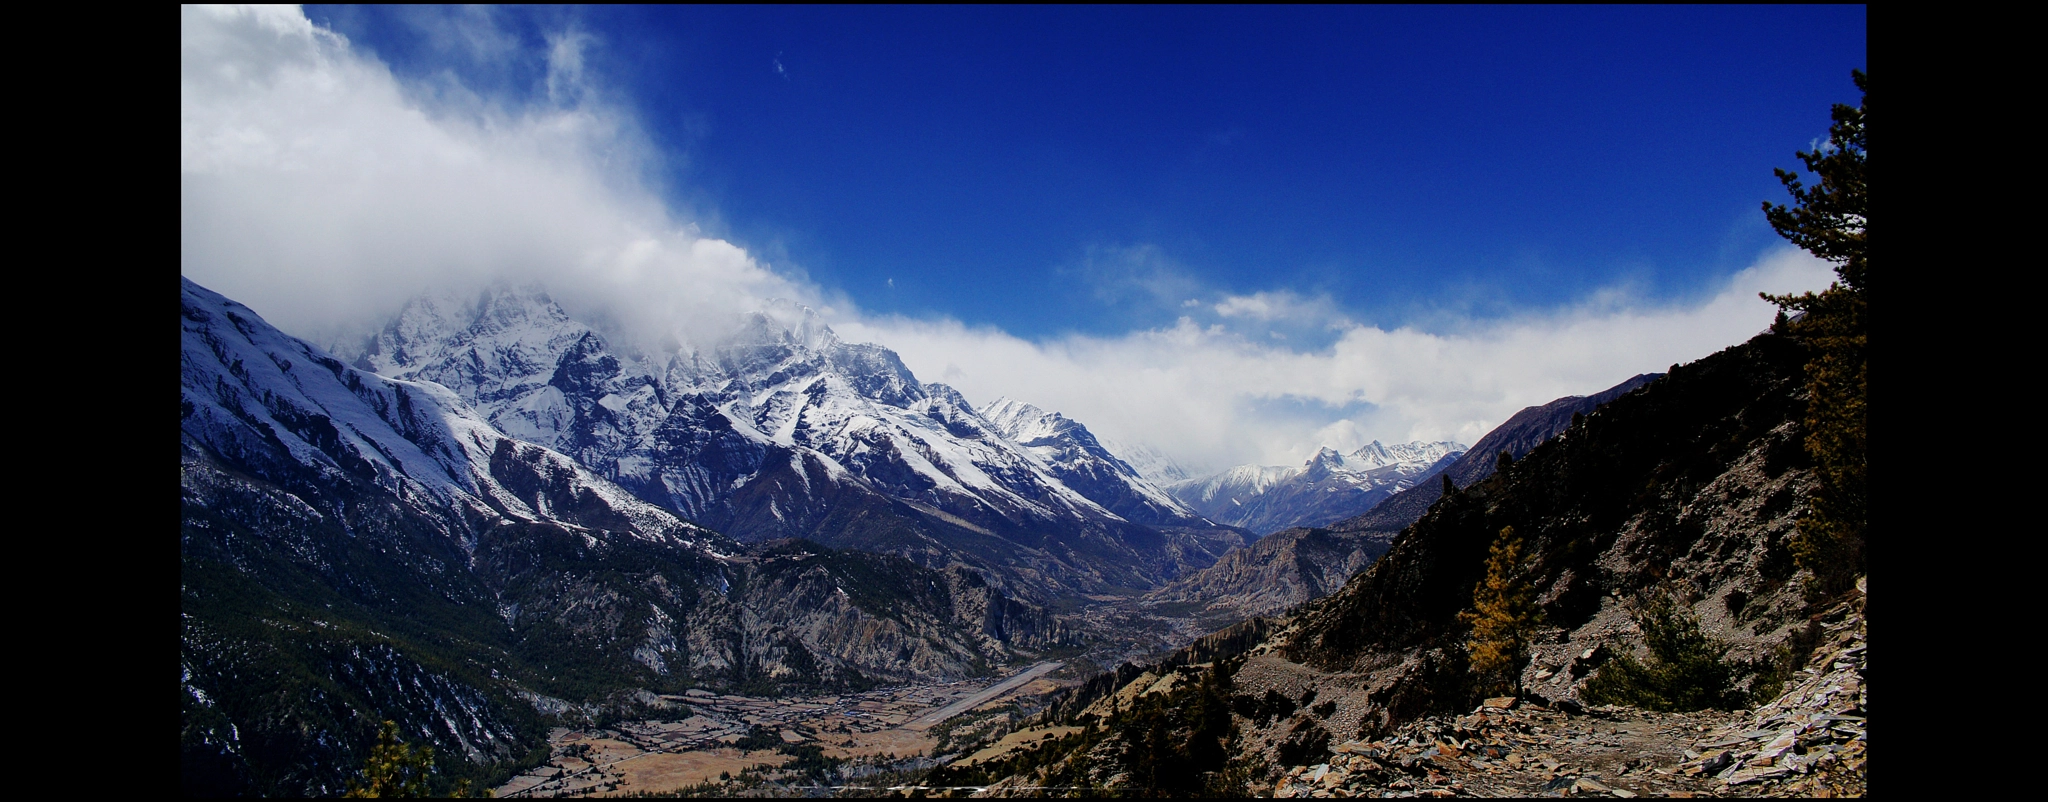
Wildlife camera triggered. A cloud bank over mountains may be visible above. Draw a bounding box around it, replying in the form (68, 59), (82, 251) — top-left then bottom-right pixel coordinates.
(179, 4), (818, 352)
(842, 248), (1825, 471)
(180, 5), (1832, 472)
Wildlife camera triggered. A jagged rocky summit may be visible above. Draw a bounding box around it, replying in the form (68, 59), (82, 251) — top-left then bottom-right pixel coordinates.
(1170, 440), (1466, 536)
(341, 283), (1244, 602)
(180, 278), (1069, 796)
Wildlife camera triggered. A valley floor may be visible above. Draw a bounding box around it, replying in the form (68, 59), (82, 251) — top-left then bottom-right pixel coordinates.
(494, 662), (1069, 797)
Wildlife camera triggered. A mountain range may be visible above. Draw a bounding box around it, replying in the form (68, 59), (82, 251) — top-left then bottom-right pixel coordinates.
(341, 283), (1244, 602)
(1168, 441), (1466, 536)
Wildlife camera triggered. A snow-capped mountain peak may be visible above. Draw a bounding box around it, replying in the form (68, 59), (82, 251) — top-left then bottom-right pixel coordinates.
(318, 284), (1240, 597)
(978, 398), (1081, 447)
(181, 277), (716, 551)
(1347, 439), (1463, 468)
(1168, 439), (1469, 535)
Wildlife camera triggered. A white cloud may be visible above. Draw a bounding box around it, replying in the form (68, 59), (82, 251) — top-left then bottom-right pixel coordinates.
(180, 4), (817, 350)
(181, 7), (1837, 477)
(838, 248), (1833, 472)
(1212, 290), (1349, 327)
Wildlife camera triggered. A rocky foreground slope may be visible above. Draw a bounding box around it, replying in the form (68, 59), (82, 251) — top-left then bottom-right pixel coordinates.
(1267, 599), (1865, 798)
(917, 328), (1864, 796)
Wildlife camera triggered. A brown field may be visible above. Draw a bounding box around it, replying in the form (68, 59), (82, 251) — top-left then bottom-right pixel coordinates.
(953, 725), (1085, 767)
(606, 749), (791, 794)
(816, 726), (936, 761)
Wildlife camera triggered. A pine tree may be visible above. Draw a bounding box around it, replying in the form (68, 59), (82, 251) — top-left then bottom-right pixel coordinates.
(1583, 593), (1742, 711)
(346, 720), (436, 798)
(1761, 70), (1868, 600)
(1459, 526), (1543, 696)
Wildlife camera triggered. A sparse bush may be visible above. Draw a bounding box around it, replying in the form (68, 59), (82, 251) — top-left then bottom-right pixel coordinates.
(732, 724), (783, 752)
(1230, 688), (1296, 725)
(1583, 593), (1744, 711)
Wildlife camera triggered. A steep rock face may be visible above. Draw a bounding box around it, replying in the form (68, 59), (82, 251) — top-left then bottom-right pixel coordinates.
(1170, 442), (1466, 535)
(349, 286), (1243, 600)
(1143, 526), (1385, 629)
(180, 279), (1062, 796)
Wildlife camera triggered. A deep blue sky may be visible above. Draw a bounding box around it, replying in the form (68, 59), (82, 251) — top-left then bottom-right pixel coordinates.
(308, 5), (1865, 340)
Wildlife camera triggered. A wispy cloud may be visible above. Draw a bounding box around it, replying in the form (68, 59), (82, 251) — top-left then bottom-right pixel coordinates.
(1065, 243), (1206, 310)
(1212, 290), (1349, 327)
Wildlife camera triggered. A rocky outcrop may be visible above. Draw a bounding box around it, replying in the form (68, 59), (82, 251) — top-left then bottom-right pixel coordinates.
(1268, 603), (1865, 798)
(1141, 526), (1392, 629)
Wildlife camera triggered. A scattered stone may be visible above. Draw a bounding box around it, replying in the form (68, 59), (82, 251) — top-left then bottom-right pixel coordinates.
(1254, 607), (1863, 798)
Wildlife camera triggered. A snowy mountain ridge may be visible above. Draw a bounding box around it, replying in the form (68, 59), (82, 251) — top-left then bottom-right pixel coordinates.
(977, 397), (1202, 526)
(1098, 436), (1197, 485)
(182, 277), (716, 552)
(1168, 440), (1466, 535)
(339, 283), (1241, 598)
